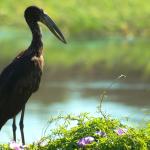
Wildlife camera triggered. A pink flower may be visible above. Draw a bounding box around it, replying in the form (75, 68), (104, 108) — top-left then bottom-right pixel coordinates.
(114, 128), (128, 135)
(95, 130), (107, 137)
(77, 136), (94, 147)
(9, 141), (24, 150)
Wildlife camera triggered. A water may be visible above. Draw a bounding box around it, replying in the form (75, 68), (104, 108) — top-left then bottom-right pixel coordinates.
(0, 78), (150, 143)
(0, 27), (150, 144)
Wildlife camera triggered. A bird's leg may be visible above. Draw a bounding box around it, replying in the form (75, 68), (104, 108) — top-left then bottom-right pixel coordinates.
(19, 106), (25, 145)
(12, 117), (17, 141)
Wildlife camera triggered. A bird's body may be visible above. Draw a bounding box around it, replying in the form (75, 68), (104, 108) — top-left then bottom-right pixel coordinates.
(0, 46), (43, 129)
(0, 6), (66, 144)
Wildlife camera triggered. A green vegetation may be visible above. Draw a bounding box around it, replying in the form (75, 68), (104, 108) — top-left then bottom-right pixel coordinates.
(0, 1), (149, 149)
(0, 0), (150, 37)
(0, 27), (150, 79)
(1, 113), (150, 149)
(0, 0), (150, 79)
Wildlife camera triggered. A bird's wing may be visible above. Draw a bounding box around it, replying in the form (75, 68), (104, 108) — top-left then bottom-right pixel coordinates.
(0, 55), (31, 108)
(0, 50), (27, 87)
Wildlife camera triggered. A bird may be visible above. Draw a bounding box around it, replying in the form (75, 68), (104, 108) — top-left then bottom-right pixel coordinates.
(0, 6), (66, 145)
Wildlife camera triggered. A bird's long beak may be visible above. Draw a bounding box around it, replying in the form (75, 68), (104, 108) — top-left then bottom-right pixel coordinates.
(40, 13), (67, 44)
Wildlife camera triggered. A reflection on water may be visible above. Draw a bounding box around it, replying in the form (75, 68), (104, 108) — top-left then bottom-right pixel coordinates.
(0, 79), (150, 143)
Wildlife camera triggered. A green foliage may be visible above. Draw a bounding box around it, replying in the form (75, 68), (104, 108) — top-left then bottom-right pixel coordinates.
(0, 113), (150, 149)
(0, 0), (150, 37)
(0, 0), (150, 78)
(28, 113), (150, 150)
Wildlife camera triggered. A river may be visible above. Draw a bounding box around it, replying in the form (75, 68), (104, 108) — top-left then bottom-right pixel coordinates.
(0, 76), (150, 143)
(0, 27), (150, 144)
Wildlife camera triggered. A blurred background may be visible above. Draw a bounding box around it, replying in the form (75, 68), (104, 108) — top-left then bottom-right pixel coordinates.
(0, 0), (150, 143)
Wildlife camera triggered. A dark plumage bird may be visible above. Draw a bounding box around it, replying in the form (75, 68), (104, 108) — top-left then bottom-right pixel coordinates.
(0, 6), (66, 144)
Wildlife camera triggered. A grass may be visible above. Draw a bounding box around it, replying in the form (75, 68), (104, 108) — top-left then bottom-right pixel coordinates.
(0, 113), (150, 150)
(0, 0), (150, 79)
(0, 0), (150, 37)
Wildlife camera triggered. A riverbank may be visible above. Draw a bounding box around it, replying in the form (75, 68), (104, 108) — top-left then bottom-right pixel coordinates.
(0, 27), (149, 81)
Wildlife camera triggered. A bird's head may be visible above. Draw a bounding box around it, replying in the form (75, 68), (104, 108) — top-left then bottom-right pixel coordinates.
(24, 6), (66, 43)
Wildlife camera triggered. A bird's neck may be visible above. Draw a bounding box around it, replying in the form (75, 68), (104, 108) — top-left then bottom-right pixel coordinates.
(28, 22), (43, 56)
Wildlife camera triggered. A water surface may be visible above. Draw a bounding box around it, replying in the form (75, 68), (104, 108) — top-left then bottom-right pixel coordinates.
(0, 79), (150, 143)
(0, 27), (150, 144)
